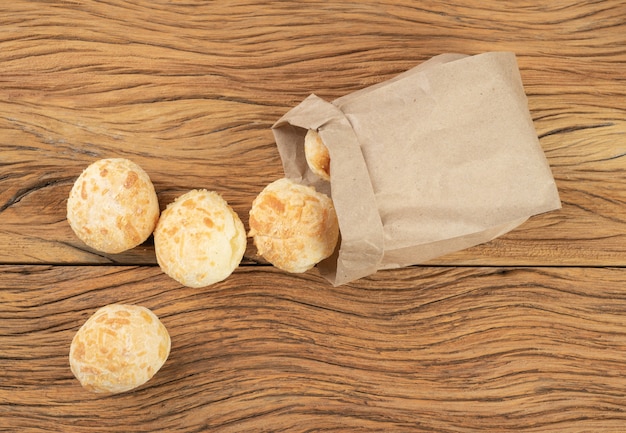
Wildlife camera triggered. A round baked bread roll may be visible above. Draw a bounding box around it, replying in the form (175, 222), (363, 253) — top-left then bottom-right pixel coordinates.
(154, 189), (246, 288)
(304, 129), (330, 181)
(67, 158), (160, 254)
(249, 178), (339, 273)
(69, 304), (171, 394)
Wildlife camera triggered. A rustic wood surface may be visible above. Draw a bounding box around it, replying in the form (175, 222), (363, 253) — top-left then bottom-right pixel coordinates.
(1, 1), (625, 431)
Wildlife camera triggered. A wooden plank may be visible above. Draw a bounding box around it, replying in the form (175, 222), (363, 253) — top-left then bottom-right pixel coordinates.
(2, 264), (626, 431)
(2, 3), (625, 432)
(1, 1), (624, 266)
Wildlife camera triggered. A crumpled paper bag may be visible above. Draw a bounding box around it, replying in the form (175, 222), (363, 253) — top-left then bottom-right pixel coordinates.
(272, 52), (561, 286)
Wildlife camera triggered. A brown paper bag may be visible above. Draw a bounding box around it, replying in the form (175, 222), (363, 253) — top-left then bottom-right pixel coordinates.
(272, 52), (561, 286)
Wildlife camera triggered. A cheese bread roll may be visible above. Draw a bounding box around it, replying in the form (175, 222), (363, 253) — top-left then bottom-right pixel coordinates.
(69, 304), (171, 394)
(154, 189), (246, 288)
(249, 178), (339, 273)
(67, 158), (160, 253)
(304, 129), (331, 181)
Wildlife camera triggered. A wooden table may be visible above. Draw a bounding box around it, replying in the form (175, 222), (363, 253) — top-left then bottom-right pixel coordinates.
(2, 1), (625, 431)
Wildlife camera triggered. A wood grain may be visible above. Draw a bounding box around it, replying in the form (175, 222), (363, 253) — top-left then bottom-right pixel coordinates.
(3, 265), (626, 432)
(1, 0), (625, 266)
(1, 1), (626, 432)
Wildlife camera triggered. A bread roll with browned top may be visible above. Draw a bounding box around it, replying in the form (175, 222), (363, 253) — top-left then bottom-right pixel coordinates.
(154, 189), (246, 288)
(67, 158), (160, 253)
(69, 304), (170, 394)
(304, 129), (331, 181)
(249, 178), (339, 273)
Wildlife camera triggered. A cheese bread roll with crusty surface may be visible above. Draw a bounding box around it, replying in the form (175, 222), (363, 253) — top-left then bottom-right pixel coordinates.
(304, 129), (331, 181)
(69, 304), (171, 394)
(249, 178), (339, 273)
(154, 189), (246, 288)
(67, 158), (160, 254)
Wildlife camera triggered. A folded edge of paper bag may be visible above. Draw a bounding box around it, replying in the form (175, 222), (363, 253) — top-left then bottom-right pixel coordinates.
(272, 94), (385, 286)
(379, 217), (528, 269)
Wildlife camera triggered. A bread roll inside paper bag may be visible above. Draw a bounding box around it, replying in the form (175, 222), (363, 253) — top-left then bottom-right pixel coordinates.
(272, 52), (561, 286)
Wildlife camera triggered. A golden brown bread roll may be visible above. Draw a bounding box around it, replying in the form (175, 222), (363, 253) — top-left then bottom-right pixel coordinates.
(66, 158), (160, 254)
(69, 304), (171, 394)
(249, 178), (339, 273)
(304, 129), (331, 181)
(154, 189), (246, 288)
